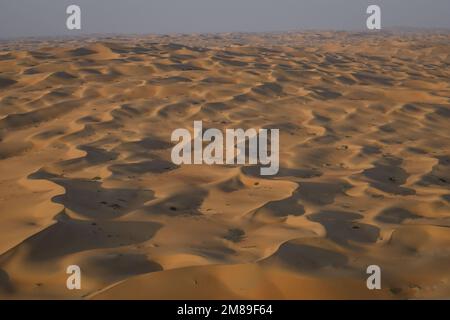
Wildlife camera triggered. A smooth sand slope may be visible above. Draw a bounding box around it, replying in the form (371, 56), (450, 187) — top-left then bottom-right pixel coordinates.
(0, 31), (449, 299)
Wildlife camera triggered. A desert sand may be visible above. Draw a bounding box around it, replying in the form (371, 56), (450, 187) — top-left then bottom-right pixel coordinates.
(0, 31), (449, 299)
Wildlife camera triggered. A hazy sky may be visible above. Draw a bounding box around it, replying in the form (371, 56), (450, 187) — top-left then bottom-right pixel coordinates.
(1, 0), (450, 38)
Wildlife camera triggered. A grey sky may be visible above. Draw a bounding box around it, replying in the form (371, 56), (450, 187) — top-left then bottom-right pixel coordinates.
(1, 0), (450, 39)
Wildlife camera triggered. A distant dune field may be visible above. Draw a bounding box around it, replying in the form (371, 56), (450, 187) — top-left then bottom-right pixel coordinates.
(0, 32), (449, 299)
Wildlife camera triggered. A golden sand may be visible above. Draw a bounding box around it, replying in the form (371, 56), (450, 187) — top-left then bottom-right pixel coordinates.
(0, 32), (449, 299)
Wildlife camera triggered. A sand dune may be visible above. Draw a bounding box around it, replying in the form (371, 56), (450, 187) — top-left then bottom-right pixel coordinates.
(0, 31), (449, 299)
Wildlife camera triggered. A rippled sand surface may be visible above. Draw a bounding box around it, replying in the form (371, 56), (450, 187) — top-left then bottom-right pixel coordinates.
(0, 31), (449, 299)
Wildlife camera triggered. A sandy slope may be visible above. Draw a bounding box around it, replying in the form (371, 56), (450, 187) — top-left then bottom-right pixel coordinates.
(0, 31), (449, 299)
